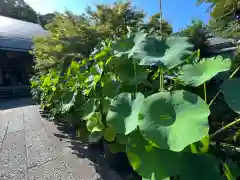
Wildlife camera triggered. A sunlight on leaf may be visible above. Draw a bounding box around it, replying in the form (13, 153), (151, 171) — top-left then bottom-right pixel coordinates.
(139, 90), (210, 152)
(179, 56), (231, 87)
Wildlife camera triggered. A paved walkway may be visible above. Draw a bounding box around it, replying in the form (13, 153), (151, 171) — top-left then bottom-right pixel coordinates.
(0, 99), (122, 180)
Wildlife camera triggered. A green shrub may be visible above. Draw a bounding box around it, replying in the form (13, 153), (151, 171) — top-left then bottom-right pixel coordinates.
(31, 29), (240, 179)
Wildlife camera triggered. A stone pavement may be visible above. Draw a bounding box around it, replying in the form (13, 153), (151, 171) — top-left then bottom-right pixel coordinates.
(0, 99), (122, 180)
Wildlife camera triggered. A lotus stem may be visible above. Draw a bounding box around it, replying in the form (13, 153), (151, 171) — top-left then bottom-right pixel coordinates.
(229, 65), (240, 79)
(159, 70), (164, 92)
(161, 71), (164, 92)
(159, 71), (162, 92)
(208, 90), (221, 107)
(210, 118), (240, 139)
(133, 61), (137, 92)
(204, 82), (207, 102)
(158, 0), (163, 38)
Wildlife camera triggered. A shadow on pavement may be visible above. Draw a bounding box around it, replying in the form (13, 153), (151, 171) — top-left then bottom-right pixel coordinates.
(51, 121), (125, 180)
(0, 98), (36, 110)
(39, 109), (140, 180)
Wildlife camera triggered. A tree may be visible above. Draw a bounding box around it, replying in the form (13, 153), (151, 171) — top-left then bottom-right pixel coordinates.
(0, 0), (37, 23)
(33, 11), (101, 70)
(176, 20), (210, 57)
(39, 13), (56, 27)
(140, 13), (173, 36)
(33, 1), (146, 70)
(85, 1), (145, 37)
(197, 0), (240, 38)
(33, 1), (174, 70)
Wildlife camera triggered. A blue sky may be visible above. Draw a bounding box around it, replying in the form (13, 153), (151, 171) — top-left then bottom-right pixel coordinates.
(25, 0), (210, 32)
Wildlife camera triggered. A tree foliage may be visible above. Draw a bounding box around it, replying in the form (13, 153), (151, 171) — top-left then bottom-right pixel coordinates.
(32, 11), (102, 70)
(197, 0), (240, 38)
(85, 1), (145, 37)
(39, 13), (56, 27)
(32, 1), (173, 70)
(0, 0), (38, 23)
(176, 20), (211, 57)
(140, 13), (173, 36)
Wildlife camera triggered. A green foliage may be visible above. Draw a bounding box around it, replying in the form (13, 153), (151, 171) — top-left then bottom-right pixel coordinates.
(85, 1), (145, 37)
(32, 1), (173, 71)
(127, 130), (223, 180)
(179, 56), (231, 87)
(86, 112), (104, 133)
(107, 92), (144, 135)
(39, 13), (56, 27)
(0, 0), (38, 23)
(221, 79), (240, 114)
(31, 21), (240, 180)
(197, 0), (240, 38)
(136, 36), (193, 69)
(138, 90), (210, 152)
(176, 20), (211, 57)
(140, 13), (173, 36)
(32, 11), (101, 70)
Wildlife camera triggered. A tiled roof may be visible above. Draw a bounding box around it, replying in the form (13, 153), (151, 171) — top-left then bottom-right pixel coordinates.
(207, 36), (235, 46)
(0, 16), (48, 51)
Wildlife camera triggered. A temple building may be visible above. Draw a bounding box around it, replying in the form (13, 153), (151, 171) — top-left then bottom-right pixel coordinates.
(0, 15), (47, 98)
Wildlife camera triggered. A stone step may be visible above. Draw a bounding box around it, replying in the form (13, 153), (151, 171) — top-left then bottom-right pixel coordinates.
(0, 86), (31, 99)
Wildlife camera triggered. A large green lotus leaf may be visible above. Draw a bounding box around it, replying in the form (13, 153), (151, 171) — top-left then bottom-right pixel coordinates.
(129, 32), (148, 58)
(179, 56), (231, 87)
(182, 135), (210, 154)
(184, 135), (210, 154)
(116, 134), (128, 145)
(102, 80), (119, 97)
(108, 54), (147, 85)
(115, 59), (148, 85)
(103, 124), (117, 142)
(60, 91), (77, 113)
(126, 130), (181, 179)
(76, 98), (98, 119)
(112, 32), (147, 58)
(135, 36), (193, 69)
(139, 90), (210, 152)
(127, 130), (222, 180)
(221, 79), (240, 114)
(180, 152), (224, 180)
(102, 73), (120, 97)
(111, 37), (134, 54)
(106, 92), (144, 135)
(86, 112), (104, 133)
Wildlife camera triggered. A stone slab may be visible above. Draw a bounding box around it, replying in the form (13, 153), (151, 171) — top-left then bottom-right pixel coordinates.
(25, 127), (62, 167)
(0, 109), (12, 147)
(7, 108), (24, 133)
(0, 131), (27, 180)
(23, 105), (43, 131)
